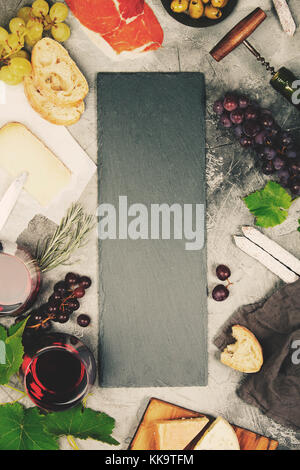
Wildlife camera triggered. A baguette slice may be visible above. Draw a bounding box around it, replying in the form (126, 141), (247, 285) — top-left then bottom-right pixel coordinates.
(221, 325), (263, 373)
(31, 38), (89, 106)
(24, 75), (84, 126)
(153, 417), (209, 450)
(193, 416), (240, 450)
(0, 122), (71, 206)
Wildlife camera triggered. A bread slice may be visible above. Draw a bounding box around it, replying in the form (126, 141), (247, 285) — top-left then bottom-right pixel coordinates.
(24, 75), (84, 126)
(221, 325), (263, 373)
(153, 417), (209, 450)
(31, 38), (89, 106)
(193, 416), (240, 450)
(0, 122), (71, 206)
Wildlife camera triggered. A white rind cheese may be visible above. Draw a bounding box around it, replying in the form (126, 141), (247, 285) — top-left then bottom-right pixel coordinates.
(0, 122), (71, 207)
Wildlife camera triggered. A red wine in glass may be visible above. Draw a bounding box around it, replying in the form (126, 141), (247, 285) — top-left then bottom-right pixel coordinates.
(0, 241), (41, 316)
(23, 333), (96, 412)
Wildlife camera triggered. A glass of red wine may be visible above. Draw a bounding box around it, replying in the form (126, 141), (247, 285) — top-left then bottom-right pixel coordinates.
(0, 241), (41, 316)
(23, 333), (96, 412)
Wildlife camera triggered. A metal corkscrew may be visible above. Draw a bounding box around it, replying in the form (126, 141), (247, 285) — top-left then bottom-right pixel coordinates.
(210, 8), (299, 110)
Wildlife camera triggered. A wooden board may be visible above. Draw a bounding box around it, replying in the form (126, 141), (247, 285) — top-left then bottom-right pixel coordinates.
(97, 73), (207, 387)
(129, 398), (278, 450)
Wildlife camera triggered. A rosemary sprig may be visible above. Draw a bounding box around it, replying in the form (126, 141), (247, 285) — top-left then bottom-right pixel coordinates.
(35, 204), (95, 272)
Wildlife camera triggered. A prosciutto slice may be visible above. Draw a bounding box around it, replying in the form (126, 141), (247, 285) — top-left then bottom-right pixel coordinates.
(66, 0), (164, 58)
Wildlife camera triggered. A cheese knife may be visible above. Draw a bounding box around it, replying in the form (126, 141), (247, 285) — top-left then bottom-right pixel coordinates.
(0, 172), (28, 233)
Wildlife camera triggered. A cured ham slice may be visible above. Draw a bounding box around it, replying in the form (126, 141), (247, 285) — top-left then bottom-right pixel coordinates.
(66, 0), (164, 59)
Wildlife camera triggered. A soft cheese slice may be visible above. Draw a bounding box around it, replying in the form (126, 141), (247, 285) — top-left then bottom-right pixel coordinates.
(153, 417), (209, 450)
(194, 416), (240, 450)
(0, 122), (71, 207)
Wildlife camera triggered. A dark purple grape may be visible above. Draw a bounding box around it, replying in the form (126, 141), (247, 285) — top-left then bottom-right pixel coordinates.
(244, 106), (258, 120)
(79, 276), (92, 289)
(230, 109), (244, 125)
(243, 120), (261, 137)
(212, 285), (229, 302)
(277, 168), (290, 186)
(54, 281), (68, 295)
(264, 146), (277, 160)
(238, 95), (250, 109)
(223, 93), (238, 112)
(66, 299), (80, 311)
(220, 112), (232, 128)
(288, 159), (300, 175)
(216, 265), (231, 281)
(239, 135), (253, 148)
(31, 312), (44, 323)
(49, 292), (62, 303)
(273, 156), (285, 170)
(289, 175), (300, 195)
(213, 100), (224, 115)
(280, 132), (293, 147)
(262, 160), (275, 175)
(65, 272), (79, 286)
(77, 314), (91, 327)
(260, 113), (274, 128)
(254, 130), (268, 145)
(233, 124), (243, 138)
(73, 287), (85, 299)
(286, 147), (298, 159)
(57, 312), (70, 324)
(268, 124), (281, 137)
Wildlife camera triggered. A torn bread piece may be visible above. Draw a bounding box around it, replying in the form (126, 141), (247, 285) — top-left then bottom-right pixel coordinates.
(153, 417), (209, 450)
(193, 416), (240, 450)
(221, 325), (263, 373)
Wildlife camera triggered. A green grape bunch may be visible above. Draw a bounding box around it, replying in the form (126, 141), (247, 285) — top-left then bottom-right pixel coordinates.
(0, 1), (70, 86)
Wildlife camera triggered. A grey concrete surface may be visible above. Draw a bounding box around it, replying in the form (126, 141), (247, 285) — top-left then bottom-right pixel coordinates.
(0, 0), (300, 450)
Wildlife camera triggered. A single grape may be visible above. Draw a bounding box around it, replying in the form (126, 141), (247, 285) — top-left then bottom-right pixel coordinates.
(79, 276), (92, 289)
(0, 27), (9, 42)
(49, 2), (69, 23)
(216, 264), (231, 281)
(54, 280), (68, 295)
(57, 312), (69, 323)
(244, 106), (258, 121)
(289, 175), (300, 195)
(238, 95), (250, 109)
(73, 287), (85, 299)
(51, 22), (70, 42)
(286, 147), (298, 159)
(277, 168), (290, 186)
(280, 132), (293, 147)
(243, 120), (261, 137)
(260, 113), (274, 129)
(10, 57), (32, 77)
(220, 112), (232, 128)
(65, 272), (78, 286)
(25, 34), (39, 48)
(9, 49), (30, 60)
(77, 314), (91, 327)
(212, 285), (229, 302)
(223, 94), (238, 112)
(67, 299), (80, 311)
(230, 108), (244, 125)
(263, 146), (277, 160)
(262, 160), (275, 175)
(0, 66), (22, 85)
(288, 159), (300, 175)
(7, 33), (22, 50)
(239, 135), (253, 148)
(254, 130), (268, 145)
(32, 0), (49, 18)
(27, 22), (44, 40)
(18, 7), (33, 24)
(49, 291), (62, 303)
(31, 312), (44, 323)
(213, 100), (224, 115)
(273, 156), (285, 170)
(9, 17), (26, 35)
(233, 124), (243, 138)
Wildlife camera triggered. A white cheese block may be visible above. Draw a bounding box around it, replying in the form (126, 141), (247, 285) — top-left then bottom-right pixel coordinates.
(153, 417), (210, 450)
(0, 122), (71, 207)
(194, 416), (240, 450)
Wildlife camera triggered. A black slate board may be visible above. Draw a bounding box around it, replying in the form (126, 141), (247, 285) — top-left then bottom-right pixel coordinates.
(97, 73), (207, 387)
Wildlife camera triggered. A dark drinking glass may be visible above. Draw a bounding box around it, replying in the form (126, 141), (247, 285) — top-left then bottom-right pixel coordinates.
(23, 333), (96, 412)
(0, 241), (41, 316)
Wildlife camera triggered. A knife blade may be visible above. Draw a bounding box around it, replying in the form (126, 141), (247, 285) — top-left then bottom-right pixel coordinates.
(272, 0), (296, 36)
(0, 172), (28, 232)
(234, 235), (299, 284)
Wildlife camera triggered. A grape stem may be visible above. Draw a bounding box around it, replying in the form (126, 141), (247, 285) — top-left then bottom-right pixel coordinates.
(226, 279), (233, 288)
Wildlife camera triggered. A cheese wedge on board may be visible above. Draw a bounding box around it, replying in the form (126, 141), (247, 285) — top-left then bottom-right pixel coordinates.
(193, 416), (240, 450)
(153, 417), (209, 450)
(0, 123), (71, 207)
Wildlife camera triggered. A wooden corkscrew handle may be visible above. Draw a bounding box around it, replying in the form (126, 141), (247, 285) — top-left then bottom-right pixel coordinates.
(210, 8), (267, 62)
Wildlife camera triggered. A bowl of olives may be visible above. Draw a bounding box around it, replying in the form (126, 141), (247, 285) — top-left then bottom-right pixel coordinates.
(161, 0), (238, 27)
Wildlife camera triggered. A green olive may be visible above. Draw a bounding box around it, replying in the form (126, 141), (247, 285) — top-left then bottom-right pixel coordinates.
(189, 0), (204, 19)
(170, 0), (189, 13)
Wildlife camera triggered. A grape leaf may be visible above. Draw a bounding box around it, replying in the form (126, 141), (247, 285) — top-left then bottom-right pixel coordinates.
(0, 318), (28, 385)
(44, 404), (119, 445)
(0, 403), (59, 450)
(0, 324), (7, 342)
(244, 181), (293, 228)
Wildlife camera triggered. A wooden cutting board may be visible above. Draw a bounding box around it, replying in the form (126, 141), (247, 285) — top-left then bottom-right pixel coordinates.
(129, 398), (278, 450)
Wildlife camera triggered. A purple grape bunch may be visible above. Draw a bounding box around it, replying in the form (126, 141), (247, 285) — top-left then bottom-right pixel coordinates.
(213, 93), (300, 196)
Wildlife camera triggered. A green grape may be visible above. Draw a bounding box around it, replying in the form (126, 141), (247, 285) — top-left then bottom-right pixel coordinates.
(17, 7), (33, 24)
(0, 27), (9, 42)
(10, 49), (30, 60)
(49, 2), (69, 23)
(7, 33), (21, 50)
(51, 22), (70, 42)
(27, 22), (44, 40)
(9, 17), (26, 35)
(25, 34), (39, 48)
(10, 57), (32, 77)
(26, 17), (42, 29)
(32, 0), (49, 18)
(0, 66), (23, 85)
